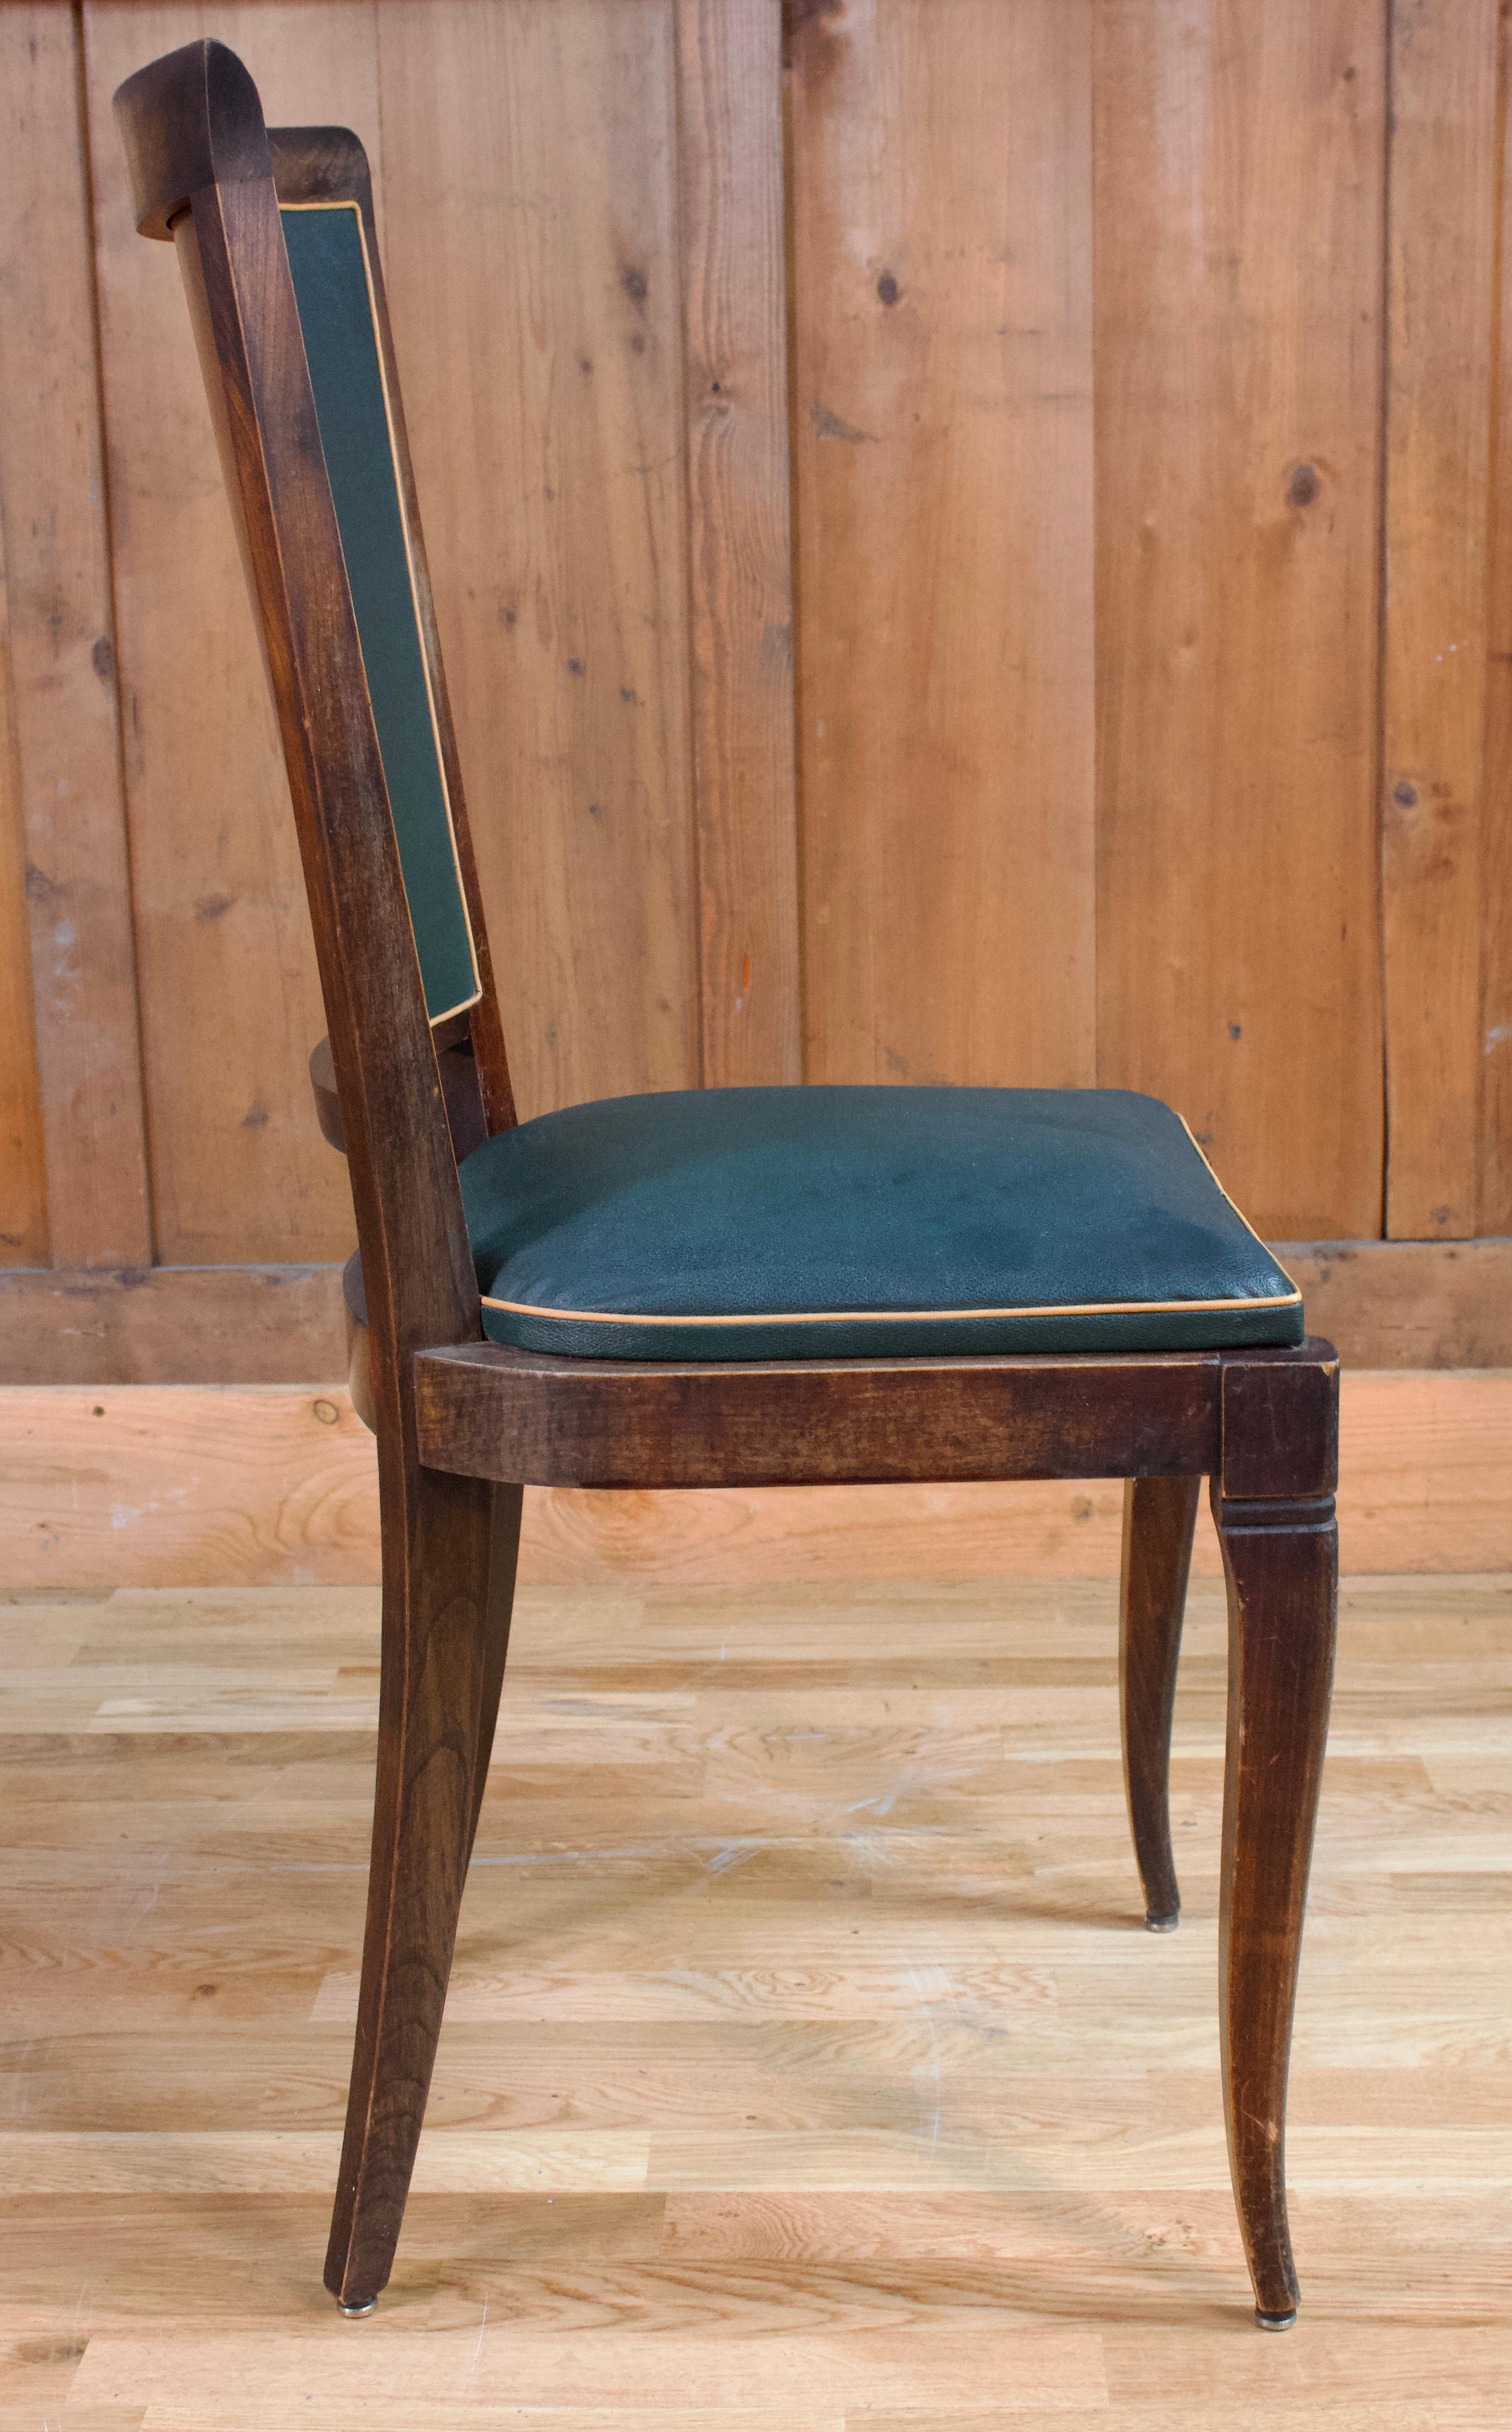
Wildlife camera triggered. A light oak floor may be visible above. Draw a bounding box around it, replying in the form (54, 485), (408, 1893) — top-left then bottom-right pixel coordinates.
(1, 1568), (1509, 2429)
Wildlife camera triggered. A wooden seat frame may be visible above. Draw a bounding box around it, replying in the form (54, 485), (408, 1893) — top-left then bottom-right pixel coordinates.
(114, 39), (1338, 2331)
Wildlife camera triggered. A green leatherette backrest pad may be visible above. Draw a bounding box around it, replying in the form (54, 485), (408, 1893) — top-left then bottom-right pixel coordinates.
(280, 202), (478, 1024)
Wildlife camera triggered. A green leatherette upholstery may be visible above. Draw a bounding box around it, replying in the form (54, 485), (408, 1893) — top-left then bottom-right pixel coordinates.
(281, 203), (478, 1024)
(459, 1085), (1304, 1360)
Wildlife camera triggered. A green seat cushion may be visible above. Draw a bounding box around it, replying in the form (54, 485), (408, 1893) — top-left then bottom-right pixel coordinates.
(459, 1085), (1302, 1360)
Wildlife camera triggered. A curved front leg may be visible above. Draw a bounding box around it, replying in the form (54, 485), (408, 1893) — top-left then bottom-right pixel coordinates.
(1212, 1345), (1339, 2328)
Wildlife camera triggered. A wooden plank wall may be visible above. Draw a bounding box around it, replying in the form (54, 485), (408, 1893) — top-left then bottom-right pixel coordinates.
(1093, 0), (1386, 1241)
(790, 0), (1097, 1098)
(2, 0), (1511, 1371)
(0, 2), (150, 1270)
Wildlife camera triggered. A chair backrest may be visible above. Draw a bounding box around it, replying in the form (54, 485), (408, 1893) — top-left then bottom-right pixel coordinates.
(113, 40), (514, 1378)
(279, 171), (478, 1027)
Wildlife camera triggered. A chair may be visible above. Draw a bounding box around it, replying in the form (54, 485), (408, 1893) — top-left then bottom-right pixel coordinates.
(112, 38), (1338, 2330)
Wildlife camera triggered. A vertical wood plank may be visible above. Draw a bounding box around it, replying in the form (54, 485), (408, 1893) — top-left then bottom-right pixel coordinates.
(1382, 0), (1502, 1238)
(788, 0), (1096, 1091)
(377, 0), (700, 1121)
(675, 0), (801, 1087)
(1478, 5), (1512, 1232)
(0, 0), (149, 1268)
(1094, 0), (1386, 1244)
(81, 2), (380, 1264)
(0, 515), (49, 1265)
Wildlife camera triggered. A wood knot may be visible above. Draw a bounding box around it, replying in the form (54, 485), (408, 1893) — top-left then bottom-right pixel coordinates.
(782, 0), (843, 68)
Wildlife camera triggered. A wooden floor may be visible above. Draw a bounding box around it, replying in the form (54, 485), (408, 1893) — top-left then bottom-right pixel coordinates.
(1, 1568), (1510, 2429)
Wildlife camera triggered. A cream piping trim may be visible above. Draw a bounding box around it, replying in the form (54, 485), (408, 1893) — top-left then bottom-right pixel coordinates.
(280, 200), (481, 1027)
(480, 1288), (1303, 1327)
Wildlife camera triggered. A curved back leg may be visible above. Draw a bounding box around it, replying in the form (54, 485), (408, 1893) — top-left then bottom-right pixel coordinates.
(325, 1459), (516, 2313)
(1119, 1474), (1201, 1930)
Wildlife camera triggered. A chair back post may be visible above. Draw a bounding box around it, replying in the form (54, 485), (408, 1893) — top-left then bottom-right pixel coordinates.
(113, 40), (485, 1412)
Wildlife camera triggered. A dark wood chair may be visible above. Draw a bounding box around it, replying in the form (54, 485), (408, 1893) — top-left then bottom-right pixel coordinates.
(113, 39), (1338, 2331)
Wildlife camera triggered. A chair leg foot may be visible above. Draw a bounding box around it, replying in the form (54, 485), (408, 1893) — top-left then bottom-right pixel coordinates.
(337, 2298), (378, 2319)
(1255, 2308), (1298, 2333)
(1119, 1476), (1200, 1928)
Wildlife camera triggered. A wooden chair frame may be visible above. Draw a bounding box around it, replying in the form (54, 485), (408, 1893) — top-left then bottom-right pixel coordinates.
(113, 39), (1338, 2330)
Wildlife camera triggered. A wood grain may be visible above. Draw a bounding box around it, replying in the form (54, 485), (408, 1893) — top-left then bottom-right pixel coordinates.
(0, 496), (48, 1267)
(81, 2), (380, 1264)
(1119, 1474), (1201, 1928)
(675, 0), (801, 1087)
(0, 0), (1503, 1307)
(375, 0), (700, 1123)
(0, 1261), (349, 1385)
(413, 1341), (1220, 1492)
(1382, 0), (1502, 1237)
(0, 1384), (381, 1587)
(1215, 1487), (1337, 2322)
(789, 0), (1097, 1091)
(1093, 0), (1386, 1241)
(3, 0), (1502, 1296)
(1273, 1236), (1512, 1368)
(1, 1369), (1506, 1588)
(1477, 1), (1512, 1233)
(323, 1458), (500, 2311)
(0, 0), (149, 1268)
(4, 1565), (1512, 2417)
(1212, 1355), (1338, 2323)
